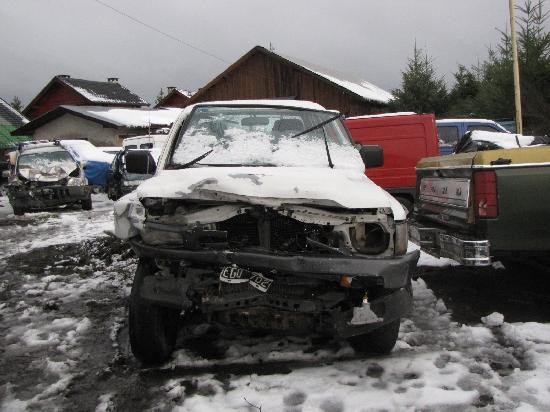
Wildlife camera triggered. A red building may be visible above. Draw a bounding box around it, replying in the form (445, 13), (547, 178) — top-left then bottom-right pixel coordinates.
(23, 75), (148, 120)
(155, 87), (194, 108)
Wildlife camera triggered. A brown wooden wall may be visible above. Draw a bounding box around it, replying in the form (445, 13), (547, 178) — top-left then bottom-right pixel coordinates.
(25, 82), (87, 120)
(160, 93), (190, 108)
(191, 51), (387, 117)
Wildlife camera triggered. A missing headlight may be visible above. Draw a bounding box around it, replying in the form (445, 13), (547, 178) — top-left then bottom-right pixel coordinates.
(349, 223), (389, 254)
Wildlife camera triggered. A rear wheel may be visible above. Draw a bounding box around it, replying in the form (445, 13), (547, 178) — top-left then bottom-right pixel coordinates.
(129, 259), (180, 365)
(347, 318), (401, 355)
(12, 206), (24, 216)
(81, 195), (93, 211)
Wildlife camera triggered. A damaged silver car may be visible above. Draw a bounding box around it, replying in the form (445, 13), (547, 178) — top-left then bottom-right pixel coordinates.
(114, 100), (419, 364)
(7, 141), (92, 215)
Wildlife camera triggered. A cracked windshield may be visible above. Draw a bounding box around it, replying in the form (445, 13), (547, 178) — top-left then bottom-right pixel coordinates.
(171, 106), (362, 168)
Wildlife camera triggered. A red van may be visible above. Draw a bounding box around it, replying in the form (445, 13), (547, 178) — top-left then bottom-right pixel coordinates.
(345, 113), (439, 213)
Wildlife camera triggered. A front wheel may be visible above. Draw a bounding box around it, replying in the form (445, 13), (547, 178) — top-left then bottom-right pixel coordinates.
(129, 259), (180, 365)
(347, 318), (401, 355)
(81, 195), (93, 211)
(12, 206), (25, 216)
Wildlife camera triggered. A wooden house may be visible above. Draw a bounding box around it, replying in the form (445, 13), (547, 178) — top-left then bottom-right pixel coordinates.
(187, 46), (393, 116)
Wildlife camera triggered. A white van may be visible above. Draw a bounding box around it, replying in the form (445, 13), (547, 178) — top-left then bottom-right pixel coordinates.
(122, 134), (168, 150)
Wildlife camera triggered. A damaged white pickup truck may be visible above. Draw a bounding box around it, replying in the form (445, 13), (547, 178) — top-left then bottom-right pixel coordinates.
(114, 100), (420, 364)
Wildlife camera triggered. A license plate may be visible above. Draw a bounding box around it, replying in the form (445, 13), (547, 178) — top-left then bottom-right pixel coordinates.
(419, 177), (470, 208)
(219, 266), (250, 283)
(219, 266), (273, 292)
(249, 272), (273, 293)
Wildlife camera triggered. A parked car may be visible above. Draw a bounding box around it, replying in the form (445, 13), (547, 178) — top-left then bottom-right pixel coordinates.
(411, 133), (550, 266)
(6, 141), (92, 215)
(113, 100), (419, 364)
(122, 134), (168, 150)
(106, 148), (158, 200)
(346, 112), (439, 214)
(436, 119), (510, 155)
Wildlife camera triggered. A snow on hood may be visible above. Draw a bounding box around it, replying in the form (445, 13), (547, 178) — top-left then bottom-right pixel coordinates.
(136, 167), (405, 219)
(470, 131), (536, 148)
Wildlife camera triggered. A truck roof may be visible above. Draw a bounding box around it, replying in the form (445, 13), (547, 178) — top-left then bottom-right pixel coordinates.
(436, 118), (499, 124)
(346, 112), (416, 120)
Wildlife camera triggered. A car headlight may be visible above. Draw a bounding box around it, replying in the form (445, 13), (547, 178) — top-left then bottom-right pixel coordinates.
(128, 203), (146, 229)
(123, 180), (141, 187)
(67, 177), (84, 186)
(394, 221), (408, 256)
(349, 223), (390, 254)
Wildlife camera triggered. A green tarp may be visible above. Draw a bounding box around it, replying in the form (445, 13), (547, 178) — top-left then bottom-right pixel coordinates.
(0, 124), (30, 150)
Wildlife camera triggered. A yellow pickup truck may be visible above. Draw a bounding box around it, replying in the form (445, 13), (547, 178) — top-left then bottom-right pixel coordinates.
(411, 140), (550, 266)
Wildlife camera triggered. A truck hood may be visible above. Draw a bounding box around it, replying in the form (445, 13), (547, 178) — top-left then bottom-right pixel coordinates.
(135, 167), (405, 218)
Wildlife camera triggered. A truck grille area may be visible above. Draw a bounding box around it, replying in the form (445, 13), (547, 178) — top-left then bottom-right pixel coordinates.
(217, 209), (337, 253)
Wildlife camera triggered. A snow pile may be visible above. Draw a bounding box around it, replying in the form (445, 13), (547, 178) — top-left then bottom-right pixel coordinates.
(0, 236), (136, 410)
(0, 193), (114, 259)
(408, 241), (458, 268)
(470, 131), (536, 149)
(61, 105), (183, 128)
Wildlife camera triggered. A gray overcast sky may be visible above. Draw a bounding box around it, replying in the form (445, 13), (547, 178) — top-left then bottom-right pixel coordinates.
(0, 0), (522, 107)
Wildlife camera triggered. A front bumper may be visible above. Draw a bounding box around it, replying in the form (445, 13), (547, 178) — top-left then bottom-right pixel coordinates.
(410, 223), (491, 266)
(8, 185), (91, 210)
(130, 238), (420, 289)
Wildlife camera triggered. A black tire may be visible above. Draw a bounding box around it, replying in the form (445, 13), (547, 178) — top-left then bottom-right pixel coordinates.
(347, 318), (401, 355)
(129, 259), (180, 365)
(13, 206), (24, 216)
(81, 195), (93, 211)
(395, 196), (413, 217)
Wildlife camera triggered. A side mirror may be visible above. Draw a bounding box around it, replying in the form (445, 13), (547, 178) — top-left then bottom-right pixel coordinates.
(125, 151), (157, 175)
(359, 145), (384, 168)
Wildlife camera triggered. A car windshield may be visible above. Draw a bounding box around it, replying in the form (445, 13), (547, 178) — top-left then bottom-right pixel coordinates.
(18, 149), (77, 173)
(169, 106), (363, 169)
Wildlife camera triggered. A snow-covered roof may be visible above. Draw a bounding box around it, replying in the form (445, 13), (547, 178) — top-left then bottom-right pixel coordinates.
(347, 112), (416, 120)
(0, 97), (29, 126)
(176, 88), (195, 98)
(61, 105), (183, 128)
(59, 77), (148, 106)
(273, 50), (393, 104)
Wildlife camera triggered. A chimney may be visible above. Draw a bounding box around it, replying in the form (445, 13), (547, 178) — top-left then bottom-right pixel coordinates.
(57, 74), (71, 79)
(167, 86), (176, 92)
(107, 77), (119, 83)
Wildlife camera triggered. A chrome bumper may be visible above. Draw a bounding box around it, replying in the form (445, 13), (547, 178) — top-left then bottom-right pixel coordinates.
(410, 225), (491, 266)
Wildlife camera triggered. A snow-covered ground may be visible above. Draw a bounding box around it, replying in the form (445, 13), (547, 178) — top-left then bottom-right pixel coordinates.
(1, 193), (549, 411)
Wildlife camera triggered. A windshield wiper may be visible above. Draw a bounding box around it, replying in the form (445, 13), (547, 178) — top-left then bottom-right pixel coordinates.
(290, 113), (341, 139)
(290, 113), (340, 169)
(171, 149), (213, 169)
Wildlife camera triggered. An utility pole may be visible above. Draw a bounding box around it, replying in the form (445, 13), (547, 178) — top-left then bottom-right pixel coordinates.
(509, 0), (523, 134)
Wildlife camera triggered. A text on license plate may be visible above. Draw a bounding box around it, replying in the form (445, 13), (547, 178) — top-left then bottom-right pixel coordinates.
(219, 266), (273, 292)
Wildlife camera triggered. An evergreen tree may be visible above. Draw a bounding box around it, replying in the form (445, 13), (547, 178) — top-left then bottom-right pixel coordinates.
(452, 0), (550, 133)
(10, 96), (23, 112)
(447, 65), (481, 116)
(390, 44), (448, 115)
